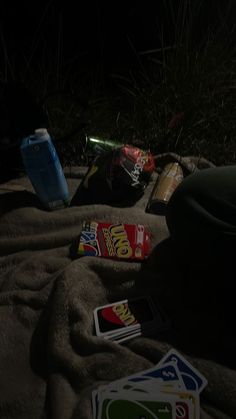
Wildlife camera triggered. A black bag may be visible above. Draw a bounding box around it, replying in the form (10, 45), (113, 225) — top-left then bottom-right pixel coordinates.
(70, 145), (155, 207)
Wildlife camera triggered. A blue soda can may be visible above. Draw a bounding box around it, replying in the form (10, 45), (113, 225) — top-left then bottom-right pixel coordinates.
(20, 128), (70, 210)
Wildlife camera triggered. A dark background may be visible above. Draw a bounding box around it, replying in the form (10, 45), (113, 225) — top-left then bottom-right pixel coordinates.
(1, 0), (234, 76)
(0, 0), (236, 181)
(0, 0), (165, 75)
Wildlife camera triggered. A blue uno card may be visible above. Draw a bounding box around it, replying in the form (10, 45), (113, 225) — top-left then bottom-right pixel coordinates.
(158, 349), (208, 393)
(112, 362), (185, 393)
(129, 363), (183, 384)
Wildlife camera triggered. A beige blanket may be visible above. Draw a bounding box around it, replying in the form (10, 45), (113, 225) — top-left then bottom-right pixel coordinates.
(0, 153), (235, 419)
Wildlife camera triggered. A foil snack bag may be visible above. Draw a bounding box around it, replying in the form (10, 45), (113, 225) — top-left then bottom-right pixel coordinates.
(70, 145), (155, 206)
(76, 221), (151, 261)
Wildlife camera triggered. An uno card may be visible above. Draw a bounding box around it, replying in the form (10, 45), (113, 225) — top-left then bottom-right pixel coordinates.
(103, 327), (141, 340)
(118, 378), (180, 394)
(103, 319), (161, 343)
(112, 331), (142, 344)
(119, 389), (194, 419)
(94, 387), (194, 419)
(157, 349), (208, 393)
(92, 350), (206, 419)
(98, 393), (175, 419)
(108, 362), (185, 392)
(175, 400), (193, 419)
(92, 390), (99, 419)
(93, 296), (165, 337)
(160, 389), (199, 419)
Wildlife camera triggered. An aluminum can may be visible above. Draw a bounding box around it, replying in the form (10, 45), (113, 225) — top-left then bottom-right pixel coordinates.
(84, 135), (123, 163)
(146, 162), (183, 214)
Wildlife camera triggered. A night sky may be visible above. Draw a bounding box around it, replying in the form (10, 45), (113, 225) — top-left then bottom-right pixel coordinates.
(0, 0), (234, 60)
(1, 2), (235, 52)
(0, 0), (235, 178)
(0, 1), (165, 70)
(0, 0), (236, 85)
(1, 0), (229, 75)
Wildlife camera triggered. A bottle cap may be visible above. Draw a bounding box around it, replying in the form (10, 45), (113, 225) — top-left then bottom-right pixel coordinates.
(34, 128), (49, 139)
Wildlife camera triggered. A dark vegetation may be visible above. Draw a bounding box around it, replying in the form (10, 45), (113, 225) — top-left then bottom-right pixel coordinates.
(0, 0), (236, 180)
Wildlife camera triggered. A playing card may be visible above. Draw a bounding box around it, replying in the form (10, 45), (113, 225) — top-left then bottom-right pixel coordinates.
(93, 296), (168, 340)
(104, 321), (159, 344)
(108, 362), (185, 392)
(102, 323), (141, 339)
(122, 393), (194, 419)
(175, 400), (193, 419)
(157, 349), (208, 393)
(113, 390), (194, 419)
(178, 394), (198, 419)
(92, 390), (98, 419)
(112, 330), (142, 344)
(104, 329), (140, 340)
(118, 378), (181, 394)
(94, 386), (194, 419)
(160, 389), (199, 419)
(91, 350), (206, 419)
(92, 362), (184, 418)
(97, 392), (176, 419)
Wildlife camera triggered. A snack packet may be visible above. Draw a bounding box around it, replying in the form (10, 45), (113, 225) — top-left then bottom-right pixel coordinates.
(70, 145), (155, 206)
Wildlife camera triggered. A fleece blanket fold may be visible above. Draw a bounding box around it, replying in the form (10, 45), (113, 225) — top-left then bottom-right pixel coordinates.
(0, 153), (235, 419)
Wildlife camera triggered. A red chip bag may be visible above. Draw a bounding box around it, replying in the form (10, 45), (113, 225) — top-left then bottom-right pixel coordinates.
(110, 144), (155, 192)
(70, 144), (155, 206)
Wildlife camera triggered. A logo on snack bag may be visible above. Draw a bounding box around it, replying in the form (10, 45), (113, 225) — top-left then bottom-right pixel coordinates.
(130, 154), (148, 186)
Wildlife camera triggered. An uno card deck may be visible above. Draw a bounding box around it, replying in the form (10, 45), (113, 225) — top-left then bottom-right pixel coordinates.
(93, 296), (169, 343)
(77, 221), (151, 261)
(91, 349), (208, 419)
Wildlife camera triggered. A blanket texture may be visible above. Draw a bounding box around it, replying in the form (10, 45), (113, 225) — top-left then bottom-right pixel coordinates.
(0, 153), (235, 419)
